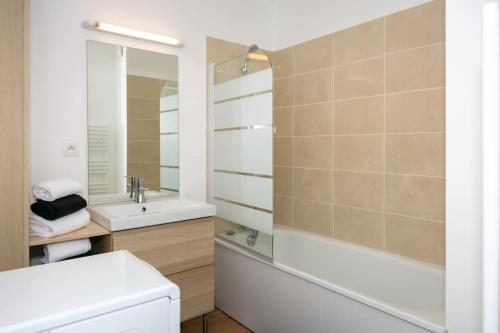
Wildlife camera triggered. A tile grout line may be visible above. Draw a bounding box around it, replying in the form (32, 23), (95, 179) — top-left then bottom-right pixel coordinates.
(274, 131), (445, 138)
(273, 194), (445, 224)
(331, 34), (336, 238)
(274, 165), (445, 179)
(385, 40), (445, 57)
(332, 86), (445, 103)
(382, 16), (387, 250)
(274, 65), (333, 81)
(273, 87), (445, 110)
(291, 44), (296, 229)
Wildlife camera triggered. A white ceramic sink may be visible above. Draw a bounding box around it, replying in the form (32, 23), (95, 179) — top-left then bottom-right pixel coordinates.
(88, 197), (216, 231)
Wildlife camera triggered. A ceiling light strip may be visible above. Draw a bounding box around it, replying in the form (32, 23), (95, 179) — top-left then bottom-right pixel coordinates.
(82, 20), (183, 47)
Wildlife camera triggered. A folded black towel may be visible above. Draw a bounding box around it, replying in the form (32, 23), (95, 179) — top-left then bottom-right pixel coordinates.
(31, 194), (87, 221)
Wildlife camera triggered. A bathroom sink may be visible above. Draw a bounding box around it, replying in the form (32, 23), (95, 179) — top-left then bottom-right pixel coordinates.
(88, 197), (216, 231)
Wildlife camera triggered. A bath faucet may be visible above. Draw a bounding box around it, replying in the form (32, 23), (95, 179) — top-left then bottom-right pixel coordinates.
(246, 228), (259, 247)
(135, 178), (147, 203)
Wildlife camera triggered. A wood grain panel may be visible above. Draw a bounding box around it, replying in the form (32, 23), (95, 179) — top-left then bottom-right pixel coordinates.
(0, 0), (29, 271)
(29, 221), (110, 246)
(168, 265), (215, 322)
(112, 218), (215, 275)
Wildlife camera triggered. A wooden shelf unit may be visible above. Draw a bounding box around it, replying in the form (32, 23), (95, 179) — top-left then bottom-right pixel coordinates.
(29, 220), (110, 247)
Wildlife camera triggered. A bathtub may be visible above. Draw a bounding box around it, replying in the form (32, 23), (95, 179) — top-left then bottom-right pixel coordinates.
(215, 226), (446, 333)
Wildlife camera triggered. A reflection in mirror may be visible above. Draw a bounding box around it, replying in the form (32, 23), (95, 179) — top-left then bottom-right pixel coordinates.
(87, 41), (179, 204)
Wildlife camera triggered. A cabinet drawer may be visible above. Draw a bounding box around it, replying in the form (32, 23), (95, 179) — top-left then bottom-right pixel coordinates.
(112, 218), (214, 276)
(168, 265), (214, 322)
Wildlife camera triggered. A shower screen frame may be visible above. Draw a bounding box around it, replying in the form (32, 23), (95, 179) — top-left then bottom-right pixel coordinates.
(207, 52), (274, 259)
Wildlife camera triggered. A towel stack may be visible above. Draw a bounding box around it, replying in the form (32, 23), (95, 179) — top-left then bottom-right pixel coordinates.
(30, 179), (92, 263)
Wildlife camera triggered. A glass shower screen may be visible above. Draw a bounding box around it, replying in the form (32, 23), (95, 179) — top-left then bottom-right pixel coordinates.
(209, 52), (273, 258)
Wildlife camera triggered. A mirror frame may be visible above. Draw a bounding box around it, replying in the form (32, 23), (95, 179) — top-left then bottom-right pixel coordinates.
(86, 40), (180, 205)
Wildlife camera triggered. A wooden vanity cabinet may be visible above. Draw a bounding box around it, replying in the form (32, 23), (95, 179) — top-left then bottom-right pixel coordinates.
(111, 217), (215, 322)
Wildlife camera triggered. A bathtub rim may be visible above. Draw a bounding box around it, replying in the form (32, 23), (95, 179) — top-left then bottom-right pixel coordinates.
(215, 236), (447, 333)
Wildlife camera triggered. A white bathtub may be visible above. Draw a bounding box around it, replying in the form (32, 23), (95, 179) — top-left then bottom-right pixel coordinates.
(215, 226), (446, 333)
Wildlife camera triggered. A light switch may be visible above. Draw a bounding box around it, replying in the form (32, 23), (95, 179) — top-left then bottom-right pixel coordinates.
(63, 143), (80, 157)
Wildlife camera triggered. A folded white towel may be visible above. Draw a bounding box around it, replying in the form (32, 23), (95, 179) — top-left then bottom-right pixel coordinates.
(32, 178), (82, 202)
(41, 238), (92, 263)
(29, 209), (90, 238)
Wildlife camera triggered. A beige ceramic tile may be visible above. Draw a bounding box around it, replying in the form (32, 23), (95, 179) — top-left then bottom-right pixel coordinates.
(293, 168), (333, 202)
(385, 174), (445, 221)
(274, 195), (294, 227)
(273, 137), (293, 166)
(334, 57), (384, 100)
(334, 206), (384, 249)
(334, 96), (384, 134)
(294, 34), (334, 74)
(215, 71), (239, 84)
(386, 43), (445, 93)
(127, 162), (160, 187)
(215, 59), (242, 76)
(274, 167), (293, 196)
(334, 18), (385, 66)
(386, 0), (445, 53)
(386, 88), (445, 133)
(274, 47), (294, 79)
(128, 119), (160, 141)
(206, 37), (246, 64)
(274, 77), (294, 108)
(386, 133), (445, 176)
(127, 141), (160, 162)
(294, 68), (333, 105)
(128, 97), (160, 120)
(334, 171), (384, 211)
(294, 199), (333, 237)
(274, 107), (294, 137)
(334, 135), (384, 172)
(385, 214), (445, 265)
(294, 136), (333, 169)
(127, 75), (162, 99)
(294, 103), (333, 136)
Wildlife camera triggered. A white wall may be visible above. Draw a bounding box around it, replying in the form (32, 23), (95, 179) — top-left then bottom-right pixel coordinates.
(30, 0), (273, 200)
(445, 1), (485, 332)
(271, 0), (432, 50)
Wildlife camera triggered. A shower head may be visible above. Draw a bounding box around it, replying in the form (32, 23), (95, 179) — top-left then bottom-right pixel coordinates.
(241, 44), (260, 75)
(248, 44), (258, 53)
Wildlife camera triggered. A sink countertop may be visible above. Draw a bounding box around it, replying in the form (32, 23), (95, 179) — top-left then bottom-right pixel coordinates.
(87, 197), (216, 232)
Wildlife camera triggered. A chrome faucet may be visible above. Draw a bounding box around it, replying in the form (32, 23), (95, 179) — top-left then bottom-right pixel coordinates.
(246, 228), (259, 247)
(135, 178), (147, 203)
(126, 176), (147, 203)
(126, 176), (140, 199)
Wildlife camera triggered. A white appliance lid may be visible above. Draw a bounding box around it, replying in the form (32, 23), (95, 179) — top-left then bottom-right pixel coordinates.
(0, 250), (179, 333)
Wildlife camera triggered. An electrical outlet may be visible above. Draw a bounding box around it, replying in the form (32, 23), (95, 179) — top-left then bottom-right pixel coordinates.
(63, 143), (80, 157)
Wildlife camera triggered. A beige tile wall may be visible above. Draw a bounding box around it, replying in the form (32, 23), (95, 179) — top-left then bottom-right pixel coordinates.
(273, 0), (445, 265)
(127, 75), (162, 191)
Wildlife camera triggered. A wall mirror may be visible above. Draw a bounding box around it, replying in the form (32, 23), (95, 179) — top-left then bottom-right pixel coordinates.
(87, 40), (179, 204)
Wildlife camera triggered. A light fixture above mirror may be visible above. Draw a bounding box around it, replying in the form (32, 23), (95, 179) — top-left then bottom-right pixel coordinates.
(82, 20), (184, 47)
